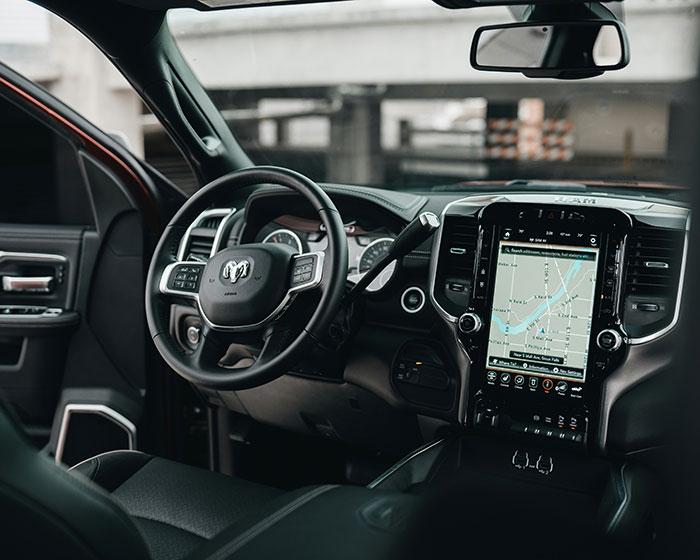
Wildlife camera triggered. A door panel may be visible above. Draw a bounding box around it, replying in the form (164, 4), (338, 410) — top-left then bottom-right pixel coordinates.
(0, 63), (184, 461)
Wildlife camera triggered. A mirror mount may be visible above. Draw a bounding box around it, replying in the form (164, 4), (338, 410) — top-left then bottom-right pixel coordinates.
(470, 2), (630, 79)
(522, 1), (620, 23)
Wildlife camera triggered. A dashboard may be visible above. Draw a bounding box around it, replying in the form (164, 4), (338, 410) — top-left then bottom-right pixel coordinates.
(173, 184), (689, 459)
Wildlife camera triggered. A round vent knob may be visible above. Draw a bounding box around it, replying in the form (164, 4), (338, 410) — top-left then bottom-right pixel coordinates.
(596, 329), (623, 352)
(458, 312), (483, 335)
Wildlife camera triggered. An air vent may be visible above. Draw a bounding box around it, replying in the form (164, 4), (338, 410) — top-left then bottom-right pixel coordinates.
(442, 216), (479, 279)
(625, 226), (684, 298)
(186, 231), (217, 261)
(200, 216), (224, 230)
(434, 215), (479, 316)
(623, 224), (686, 340)
(178, 209), (233, 262)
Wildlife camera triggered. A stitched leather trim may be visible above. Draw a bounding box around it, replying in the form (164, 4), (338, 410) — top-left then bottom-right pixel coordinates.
(321, 184), (426, 216)
(251, 183), (427, 221)
(70, 451), (154, 493)
(131, 515), (207, 540)
(204, 485), (339, 560)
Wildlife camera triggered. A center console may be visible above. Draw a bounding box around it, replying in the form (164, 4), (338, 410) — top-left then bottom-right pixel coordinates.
(432, 200), (633, 450)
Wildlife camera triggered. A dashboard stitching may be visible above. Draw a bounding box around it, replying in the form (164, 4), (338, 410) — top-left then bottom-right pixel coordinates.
(319, 183), (427, 215)
(251, 183), (424, 215)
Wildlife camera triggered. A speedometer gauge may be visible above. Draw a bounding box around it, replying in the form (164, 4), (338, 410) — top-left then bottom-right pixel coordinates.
(262, 229), (303, 254)
(355, 237), (396, 293)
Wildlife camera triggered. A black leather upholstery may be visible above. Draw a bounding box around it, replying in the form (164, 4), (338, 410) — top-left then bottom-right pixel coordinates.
(188, 485), (419, 560)
(0, 397), (285, 560)
(71, 451), (284, 560)
(1, 396), (420, 560)
(0, 399), (150, 560)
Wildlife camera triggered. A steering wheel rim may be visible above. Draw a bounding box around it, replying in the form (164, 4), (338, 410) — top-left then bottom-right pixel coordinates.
(145, 166), (348, 390)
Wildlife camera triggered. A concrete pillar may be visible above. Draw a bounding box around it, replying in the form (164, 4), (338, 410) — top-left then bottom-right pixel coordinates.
(485, 101), (518, 180)
(667, 100), (692, 184)
(326, 87), (383, 185)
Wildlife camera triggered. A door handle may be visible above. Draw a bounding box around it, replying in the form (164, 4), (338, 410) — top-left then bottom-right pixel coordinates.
(2, 276), (54, 293)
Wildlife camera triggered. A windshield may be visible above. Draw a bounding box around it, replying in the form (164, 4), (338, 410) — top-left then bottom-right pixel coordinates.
(168, 0), (700, 191)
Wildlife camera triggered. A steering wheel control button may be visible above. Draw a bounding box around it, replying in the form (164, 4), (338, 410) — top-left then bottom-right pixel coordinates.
(597, 329), (623, 352)
(168, 263), (204, 293)
(290, 253), (323, 291)
(542, 378), (554, 391)
(458, 312), (483, 334)
(401, 287), (425, 314)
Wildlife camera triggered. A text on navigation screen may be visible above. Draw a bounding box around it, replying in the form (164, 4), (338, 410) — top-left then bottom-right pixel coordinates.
(486, 241), (600, 383)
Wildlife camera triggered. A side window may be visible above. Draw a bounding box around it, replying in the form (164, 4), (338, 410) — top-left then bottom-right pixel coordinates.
(0, 96), (93, 225)
(0, 1), (197, 194)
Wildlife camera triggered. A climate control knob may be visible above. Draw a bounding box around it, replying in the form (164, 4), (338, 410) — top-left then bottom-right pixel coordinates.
(458, 312), (483, 335)
(596, 329), (623, 352)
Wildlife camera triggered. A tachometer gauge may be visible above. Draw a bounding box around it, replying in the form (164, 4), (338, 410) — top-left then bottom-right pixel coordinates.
(354, 237), (396, 293)
(262, 229), (303, 253)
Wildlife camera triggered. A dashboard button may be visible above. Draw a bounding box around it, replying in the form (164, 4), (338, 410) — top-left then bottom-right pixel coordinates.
(542, 378), (554, 391)
(514, 374), (525, 386)
(186, 326), (200, 345)
(555, 381), (568, 393)
(401, 287), (425, 314)
(486, 371), (497, 382)
(528, 376), (538, 388)
(499, 372), (511, 384)
(458, 312), (483, 334)
(597, 329), (623, 352)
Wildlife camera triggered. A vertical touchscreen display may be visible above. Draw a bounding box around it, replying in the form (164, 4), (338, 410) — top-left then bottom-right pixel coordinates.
(485, 241), (599, 383)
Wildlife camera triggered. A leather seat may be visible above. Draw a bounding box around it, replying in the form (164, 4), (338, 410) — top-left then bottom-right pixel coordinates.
(70, 451), (284, 560)
(0, 398), (284, 560)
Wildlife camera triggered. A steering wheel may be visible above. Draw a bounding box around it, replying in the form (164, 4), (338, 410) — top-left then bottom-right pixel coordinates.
(145, 166), (348, 390)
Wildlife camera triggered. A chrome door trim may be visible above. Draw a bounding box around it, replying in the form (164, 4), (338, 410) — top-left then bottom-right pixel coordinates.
(0, 251), (67, 263)
(55, 404), (137, 465)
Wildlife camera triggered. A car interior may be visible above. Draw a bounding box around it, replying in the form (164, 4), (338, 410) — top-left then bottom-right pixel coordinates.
(1, 0), (699, 558)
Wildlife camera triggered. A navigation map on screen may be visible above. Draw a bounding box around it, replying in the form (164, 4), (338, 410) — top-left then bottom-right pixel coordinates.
(485, 241), (600, 382)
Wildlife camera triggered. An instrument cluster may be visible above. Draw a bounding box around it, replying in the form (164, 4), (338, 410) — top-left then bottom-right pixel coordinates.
(256, 215), (397, 293)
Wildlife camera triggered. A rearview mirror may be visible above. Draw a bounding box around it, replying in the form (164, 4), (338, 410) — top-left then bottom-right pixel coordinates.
(470, 21), (630, 79)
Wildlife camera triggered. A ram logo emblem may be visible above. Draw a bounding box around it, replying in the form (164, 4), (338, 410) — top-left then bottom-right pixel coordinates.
(222, 260), (250, 284)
